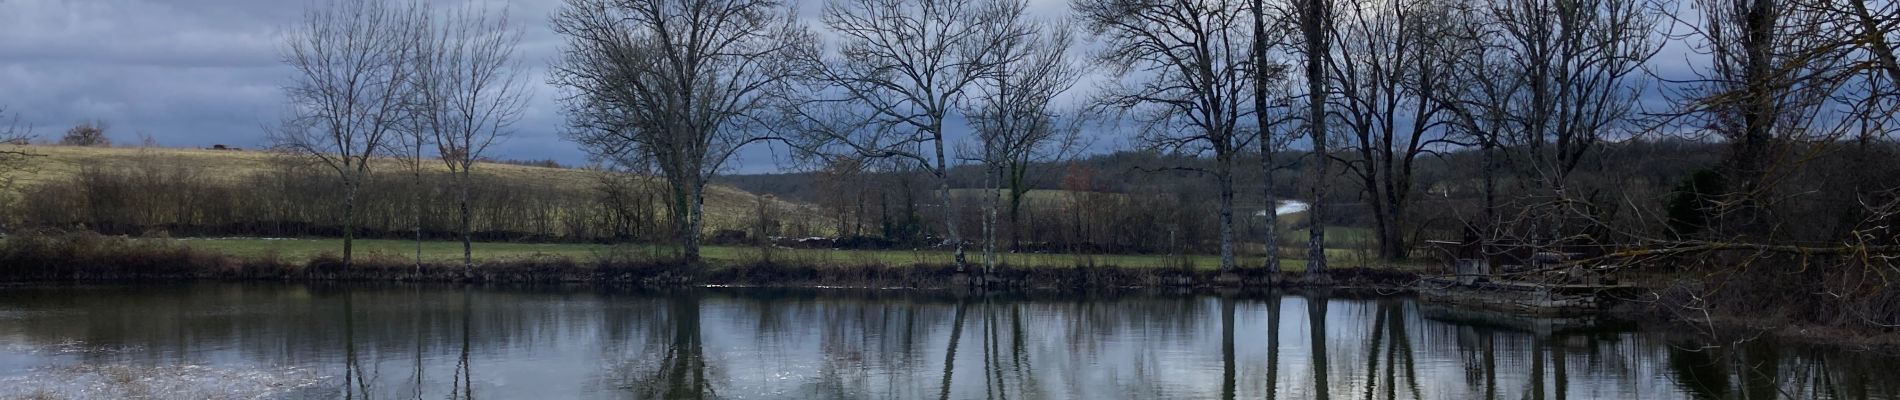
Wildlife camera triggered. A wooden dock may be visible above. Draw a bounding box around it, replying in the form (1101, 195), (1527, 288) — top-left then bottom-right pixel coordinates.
(1417, 276), (1637, 316)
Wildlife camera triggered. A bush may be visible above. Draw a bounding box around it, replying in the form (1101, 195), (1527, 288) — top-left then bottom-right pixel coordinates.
(704, 229), (750, 245)
(833, 234), (899, 250)
(1665, 169), (1724, 238)
(0, 231), (219, 280)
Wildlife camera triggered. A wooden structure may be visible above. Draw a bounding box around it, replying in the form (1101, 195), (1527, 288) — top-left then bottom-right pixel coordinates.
(1419, 234), (1632, 315)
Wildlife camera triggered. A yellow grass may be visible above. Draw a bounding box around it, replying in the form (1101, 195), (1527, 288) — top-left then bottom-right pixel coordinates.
(4, 144), (818, 230)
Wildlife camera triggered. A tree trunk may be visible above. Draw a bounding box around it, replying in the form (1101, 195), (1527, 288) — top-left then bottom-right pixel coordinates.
(1008, 198), (1023, 252)
(1367, 175), (1392, 259)
(342, 178), (358, 269)
(939, 174), (965, 271)
(1380, 176), (1405, 260)
(1253, 0), (1279, 273)
(413, 151), (423, 275)
(684, 182), (707, 265)
(1385, 195), (1405, 259)
(933, 126), (966, 272)
(1379, 128), (1409, 261)
(670, 179), (700, 264)
(459, 168), (473, 275)
(983, 166), (1001, 274)
(986, 190), (998, 274)
(1481, 141), (1496, 237)
(1216, 154), (1237, 272)
(1008, 164), (1028, 252)
(1302, 0), (1331, 274)
(1727, 0), (1778, 238)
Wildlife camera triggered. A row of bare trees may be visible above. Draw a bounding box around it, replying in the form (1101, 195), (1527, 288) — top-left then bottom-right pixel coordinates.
(547, 0), (1088, 272)
(786, 0), (1056, 274)
(259, 0), (1900, 306)
(1044, 0), (1900, 324)
(275, 0), (527, 271)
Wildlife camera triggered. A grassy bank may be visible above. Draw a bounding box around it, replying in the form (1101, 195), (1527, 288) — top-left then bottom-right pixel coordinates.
(0, 233), (1417, 289)
(10, 234), (1899, 352)
(162, 237), (1402, 272)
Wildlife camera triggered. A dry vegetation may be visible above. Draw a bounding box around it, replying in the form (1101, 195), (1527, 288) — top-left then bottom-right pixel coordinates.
(0, 145), (821, 237)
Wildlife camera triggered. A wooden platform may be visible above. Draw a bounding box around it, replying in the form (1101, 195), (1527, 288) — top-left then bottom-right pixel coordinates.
(1417, 303), (1608, 335)
(1416, 276), (1637, 316)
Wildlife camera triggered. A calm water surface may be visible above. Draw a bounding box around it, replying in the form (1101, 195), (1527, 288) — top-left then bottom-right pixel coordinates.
(0, 284), (1895, 399)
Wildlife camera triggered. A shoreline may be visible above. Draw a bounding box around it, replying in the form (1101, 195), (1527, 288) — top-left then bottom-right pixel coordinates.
(0, 231), (1418, 289)
(0, 251), (1423, 291)
(5, 233), (1898, 354)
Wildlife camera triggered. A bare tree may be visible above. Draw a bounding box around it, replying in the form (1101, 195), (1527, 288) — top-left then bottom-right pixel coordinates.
(415, 3), (527, 274)
(1537, 0), (1900, 338)
(395, 99), (431, 273)
(59, 120), (110, 147)
(275, 0), (422, 268)
(1430, 5), (1518, 241)
(0, 106), (29, 149)
(1504, 0), (1657, 185)
(1328, 0), (1460, 261)
(1486, 0), (1659, 251)
(1662, 0), (1837, 239)
(0, 107), (36, 219)
(1784, 0), (1900, 222)
(1074, 0), (1260, 272)
(813, 156), (869, 236)
(1406, 0), (1658, 260)
(551, 0), (813, 264)
(796, 0), (1029, 272)
(965, 19), (1086, 274)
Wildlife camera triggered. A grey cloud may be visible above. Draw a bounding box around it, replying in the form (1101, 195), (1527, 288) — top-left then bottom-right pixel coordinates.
(0, 0), (584, 164)
(2, 0), (1213, 173)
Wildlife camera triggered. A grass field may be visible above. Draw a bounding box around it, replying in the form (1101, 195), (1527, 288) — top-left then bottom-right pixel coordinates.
(165, 237), (1395, 271)
(4, 145), (815, 229)
(16, 145), (1416, 272)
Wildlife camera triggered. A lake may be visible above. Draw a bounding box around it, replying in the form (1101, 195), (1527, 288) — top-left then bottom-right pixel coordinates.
(0, 284), (1894, 399)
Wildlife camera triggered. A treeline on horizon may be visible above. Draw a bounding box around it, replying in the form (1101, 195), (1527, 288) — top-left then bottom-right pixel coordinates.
(718, 137), (1899, 256)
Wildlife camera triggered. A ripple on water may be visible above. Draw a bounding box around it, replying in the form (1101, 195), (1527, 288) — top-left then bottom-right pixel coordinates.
(1, 340), (144, 356)
(0, 363), (325, 399)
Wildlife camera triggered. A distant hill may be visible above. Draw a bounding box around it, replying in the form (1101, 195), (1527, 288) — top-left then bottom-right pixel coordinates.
(2, 145), (821, 237)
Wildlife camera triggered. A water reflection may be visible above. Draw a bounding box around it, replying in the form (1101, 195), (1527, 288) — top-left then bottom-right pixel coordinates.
(0, 284), (1894, 399)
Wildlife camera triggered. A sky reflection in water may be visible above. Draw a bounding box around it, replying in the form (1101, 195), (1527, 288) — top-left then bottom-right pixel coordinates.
(0, 284), (1894, 399)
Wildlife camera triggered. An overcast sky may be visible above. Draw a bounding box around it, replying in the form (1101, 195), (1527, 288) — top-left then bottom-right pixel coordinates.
(0, 0), (588, 167)
(0, 0), (1701, 174)
(0, 0), (1092, 174)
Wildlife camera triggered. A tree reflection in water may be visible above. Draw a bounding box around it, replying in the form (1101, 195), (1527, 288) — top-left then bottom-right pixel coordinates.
(0, 285), (1895, 399)
(611, 291), (712, 398)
